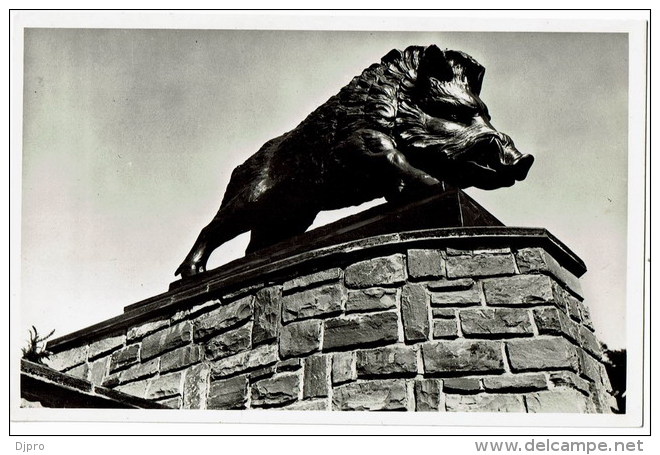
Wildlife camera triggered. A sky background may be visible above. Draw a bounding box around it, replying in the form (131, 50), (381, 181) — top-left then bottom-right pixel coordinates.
(20, 28), (629, 349)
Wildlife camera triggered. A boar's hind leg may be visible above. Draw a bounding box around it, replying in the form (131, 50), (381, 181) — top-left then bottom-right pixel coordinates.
(246, 211), (317, 255)
(347, 129), (441, 192)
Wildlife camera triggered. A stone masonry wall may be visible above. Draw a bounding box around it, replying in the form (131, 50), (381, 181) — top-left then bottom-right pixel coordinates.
(44, 241), (617, 412)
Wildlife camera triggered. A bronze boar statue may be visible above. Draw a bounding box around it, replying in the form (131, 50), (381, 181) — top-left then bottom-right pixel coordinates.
(175, 45), (533, 277)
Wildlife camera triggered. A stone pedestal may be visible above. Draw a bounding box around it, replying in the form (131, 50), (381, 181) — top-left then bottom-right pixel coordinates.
(43, 192), (617, 412)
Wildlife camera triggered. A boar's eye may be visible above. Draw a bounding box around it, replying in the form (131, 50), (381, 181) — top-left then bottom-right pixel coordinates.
(447, 112), (463, 122)
(423, 100), (476, 125)
(439, 107), (474, 124)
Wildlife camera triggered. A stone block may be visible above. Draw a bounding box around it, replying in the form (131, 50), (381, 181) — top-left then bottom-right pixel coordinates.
(443, 377), (482, 393)
(483, 275), (555, 306)
(253, 286), (282, 345)
(586, 384), (606, 413)
(101, 373), (120, 388)
(146, 372), (182, 400)
(109, 344), (140, 373)
(88, 357), (110, 385)
(432, 319), (459, 339)
(210, 343), (278, 378)
(45, 345), (88, 371)
(160, 345), (201, 373)
(67, 363), (89, 380)
(118, 358), (159, 384)
(279, 319), (322, 359)
(506, 337), (580, 373)
(207, 375), (248, 410)
(414, 379), (441, 412)
(577, 325), (604, 358)
(547, 282), (568, 312)
(482, 373), (548, 392)
(282, 268), (342, 292)
(432, 308), (456, 319)
(141, 321), (193, 361)
(333, 379), (409, 411)
(204, 322), (252, 361)
(303, 355), (329, 399)
(346, 288), (397, 313)
(422, 340), (504, 375)
(115, 380), (149, 399)
(322, 312), (399, 351)
(427, 278), (475, 291)
(249, 365), (277, 381)
(344, 254), (407, 288)
(251, 373), (300, 408)
(192, 296), (253, 341)
(564, 292), (583, 322)
(407, 249), (445, 279)
(532, 306), (579, 342)
(577, 348), (605, 384)
(401, 284), (430, 342)
(602, 392), (620, 413)
(356, 345), (417, 377)
(446, 253), (515, 278)
(446, 247), (469, 256)
(88, 335), (125, 361)
(430, 288), (481, 306)
(126, 319), (169, 342)
(332, 352), (356, 385)
(580, 304), (595, 331)
(459, 308), (533, 337)
(548, 371), (591, 395)
(515, 247), (583, 298)
(283, 399), (329, 411)
(183, 363), (210, 409)
(281, 283), (344, 323)
(550, 282), (583, 321)
(158, 396), (182, 409)
(598, 363), (613, 392)
(445, 394), (525, 412)
(447, 247), (511, 256)
(525, 389), (590, 413)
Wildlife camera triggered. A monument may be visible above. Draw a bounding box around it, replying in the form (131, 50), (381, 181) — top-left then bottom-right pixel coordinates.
(36, 45), (616, 413)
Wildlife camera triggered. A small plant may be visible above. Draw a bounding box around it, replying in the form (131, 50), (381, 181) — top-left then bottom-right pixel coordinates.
(602, 346), (627, 414)
(21, 326), (55, 364)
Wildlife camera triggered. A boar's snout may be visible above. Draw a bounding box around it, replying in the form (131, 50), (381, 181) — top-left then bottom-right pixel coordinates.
(494, 134), (534, 182)
(510, 153), (534, 181)
(449, 133), (534, 190)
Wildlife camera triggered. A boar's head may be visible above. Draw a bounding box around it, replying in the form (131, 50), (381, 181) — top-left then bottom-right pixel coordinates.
(390, 45), (534, 191)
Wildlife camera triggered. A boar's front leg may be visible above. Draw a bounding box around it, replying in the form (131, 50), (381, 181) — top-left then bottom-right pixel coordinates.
(345, 129), (442, 197)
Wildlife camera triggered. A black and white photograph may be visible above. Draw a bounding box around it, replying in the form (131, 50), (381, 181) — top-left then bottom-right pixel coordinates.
(9, 9), (650, 440)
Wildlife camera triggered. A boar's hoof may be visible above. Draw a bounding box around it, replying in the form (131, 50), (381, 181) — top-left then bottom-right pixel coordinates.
(175, 262), (205, 278)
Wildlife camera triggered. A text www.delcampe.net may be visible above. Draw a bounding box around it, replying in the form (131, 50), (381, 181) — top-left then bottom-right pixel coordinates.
(475, 439), (644, 453)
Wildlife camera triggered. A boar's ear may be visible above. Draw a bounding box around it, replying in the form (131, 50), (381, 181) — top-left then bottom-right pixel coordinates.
(381, 48), (403, 65)
(418, 44), (454, 82)
(445, 50), (485, 95)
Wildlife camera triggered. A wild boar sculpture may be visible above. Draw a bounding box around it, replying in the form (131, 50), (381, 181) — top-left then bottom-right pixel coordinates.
(175, 45), (534, 277)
